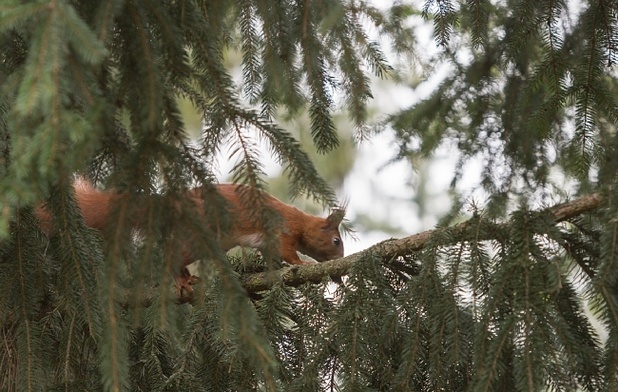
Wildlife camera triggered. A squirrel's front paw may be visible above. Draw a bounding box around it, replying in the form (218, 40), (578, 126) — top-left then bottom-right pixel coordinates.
(175, 272), (199, 303)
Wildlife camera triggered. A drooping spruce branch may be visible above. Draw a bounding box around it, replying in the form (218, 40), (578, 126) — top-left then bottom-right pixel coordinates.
(240, 192), (605, 293)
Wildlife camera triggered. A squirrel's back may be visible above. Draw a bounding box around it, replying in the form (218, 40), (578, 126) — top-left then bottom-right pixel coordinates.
(73, 178), (118, 230)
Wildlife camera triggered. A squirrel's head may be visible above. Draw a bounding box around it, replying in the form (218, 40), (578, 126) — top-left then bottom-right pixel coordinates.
(299, 208), (345, 262)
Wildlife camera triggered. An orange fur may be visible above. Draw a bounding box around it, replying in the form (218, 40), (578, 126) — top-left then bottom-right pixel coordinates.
(190, 183), (345, 265)
(36, 181), (345, 268)
(35, 178), (123, 234)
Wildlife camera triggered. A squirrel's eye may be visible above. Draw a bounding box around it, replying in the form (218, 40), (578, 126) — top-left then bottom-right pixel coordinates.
(333, 237), (341, 246)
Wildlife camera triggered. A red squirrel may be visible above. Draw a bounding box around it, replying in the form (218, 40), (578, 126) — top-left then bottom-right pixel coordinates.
(35, 179), (345, 279)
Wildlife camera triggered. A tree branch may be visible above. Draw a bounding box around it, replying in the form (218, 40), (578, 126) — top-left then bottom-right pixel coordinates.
(239, 192), (605, 293)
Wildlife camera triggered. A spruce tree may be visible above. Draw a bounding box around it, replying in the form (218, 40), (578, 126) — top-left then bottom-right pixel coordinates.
(0, 0), (617, 392)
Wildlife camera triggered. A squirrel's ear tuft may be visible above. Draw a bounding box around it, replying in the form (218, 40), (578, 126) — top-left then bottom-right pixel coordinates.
(324, 208), (345, 229)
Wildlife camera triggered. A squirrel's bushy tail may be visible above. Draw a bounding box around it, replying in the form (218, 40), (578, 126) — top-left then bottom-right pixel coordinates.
(35, 178), (120, 234)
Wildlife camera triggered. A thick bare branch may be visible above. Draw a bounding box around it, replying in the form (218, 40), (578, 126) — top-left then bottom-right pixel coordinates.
(239, 192), (605, 293)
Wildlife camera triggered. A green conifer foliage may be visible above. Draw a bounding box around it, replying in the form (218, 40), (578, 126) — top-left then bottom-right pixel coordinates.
(0, 0), (618, 391)
(0, 0), (387, 390)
